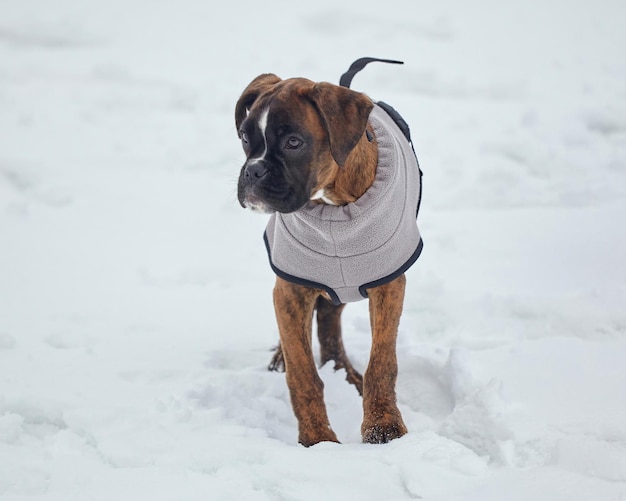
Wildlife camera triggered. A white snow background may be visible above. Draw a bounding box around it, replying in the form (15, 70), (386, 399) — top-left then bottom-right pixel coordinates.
(1, 0), (626, 499)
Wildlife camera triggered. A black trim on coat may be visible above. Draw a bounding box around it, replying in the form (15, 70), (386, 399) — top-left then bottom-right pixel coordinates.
(263, 231), (342, 305)
(358, 238), (423, 299)
(264, 232), (423, 306)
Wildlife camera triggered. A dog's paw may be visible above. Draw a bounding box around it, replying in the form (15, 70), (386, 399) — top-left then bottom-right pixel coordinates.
(361, 422), (407, 444)
(361, 407), (407, 444)
(343, 367), (363, 396)
(299, 428), (340, 447)
(268, 344), (285, 372)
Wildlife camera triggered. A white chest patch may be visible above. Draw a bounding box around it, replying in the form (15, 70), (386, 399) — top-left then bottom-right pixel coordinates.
(311, 189), (336, 205)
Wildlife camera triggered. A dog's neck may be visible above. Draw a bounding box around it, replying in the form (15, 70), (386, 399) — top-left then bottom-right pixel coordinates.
(312, 125), (378, 206)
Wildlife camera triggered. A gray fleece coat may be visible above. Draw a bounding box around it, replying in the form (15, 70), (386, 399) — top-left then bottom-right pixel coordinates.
(264, 103), (423, 305)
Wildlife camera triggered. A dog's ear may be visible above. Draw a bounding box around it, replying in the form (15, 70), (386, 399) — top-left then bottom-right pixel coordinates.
(308, 83), (373, 167)
(235, 73), (282, 131)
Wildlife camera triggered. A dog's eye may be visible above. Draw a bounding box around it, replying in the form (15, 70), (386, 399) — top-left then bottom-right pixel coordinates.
(286, 137), (302, 150)
(240, 131), (249, 144)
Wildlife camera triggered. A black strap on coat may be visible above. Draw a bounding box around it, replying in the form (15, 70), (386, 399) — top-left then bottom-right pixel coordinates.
(339, 57), (422, 217)
(339, 58), (413, 145)
(339, 57), (404, 89)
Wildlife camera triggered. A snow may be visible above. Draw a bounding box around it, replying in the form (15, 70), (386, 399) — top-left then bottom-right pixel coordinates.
(1, 0), (626, 499)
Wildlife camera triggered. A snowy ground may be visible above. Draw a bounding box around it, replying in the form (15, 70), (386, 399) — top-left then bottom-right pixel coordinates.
(2, 0), (626, 499)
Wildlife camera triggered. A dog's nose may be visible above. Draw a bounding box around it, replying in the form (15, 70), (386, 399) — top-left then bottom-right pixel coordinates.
(244, 162), (268, 181)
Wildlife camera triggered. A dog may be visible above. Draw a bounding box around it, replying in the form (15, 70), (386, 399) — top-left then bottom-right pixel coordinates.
(235, 58), (423, 446)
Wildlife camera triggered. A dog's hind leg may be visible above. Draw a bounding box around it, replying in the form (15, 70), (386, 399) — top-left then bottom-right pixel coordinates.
(316, 297), (364, 395)
(269, 297), (364, 396)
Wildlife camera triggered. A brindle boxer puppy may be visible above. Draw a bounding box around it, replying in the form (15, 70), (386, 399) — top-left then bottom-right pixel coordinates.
(235, 69), (422, 446)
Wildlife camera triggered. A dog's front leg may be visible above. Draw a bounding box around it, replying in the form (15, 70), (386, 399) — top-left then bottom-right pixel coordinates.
(273, 277), (339, 446)
(361, 274), (408, 444)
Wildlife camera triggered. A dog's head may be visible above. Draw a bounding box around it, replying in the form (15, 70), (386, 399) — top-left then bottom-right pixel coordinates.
(235, 74), (373, 214)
